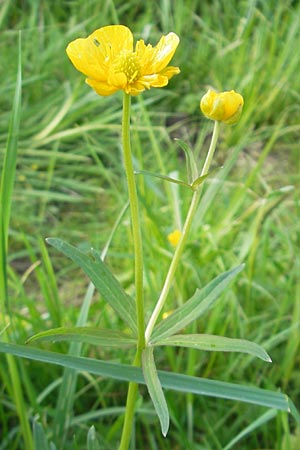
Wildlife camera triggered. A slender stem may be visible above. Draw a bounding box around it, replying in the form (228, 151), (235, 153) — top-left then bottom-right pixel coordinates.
(119, 93), (145, 450)
(145, 120), (220, 342)
(200, 120), (220, 177)
(122, 92), (145, 349)
(118, 350), (142, 450)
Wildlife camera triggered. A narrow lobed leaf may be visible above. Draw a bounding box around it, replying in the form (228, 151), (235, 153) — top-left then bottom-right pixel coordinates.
(0, 342), (299, 423)
(151, 265), (244, 342)
(175, 138), (198, 184)
(27, 327), (136, 348)
(46, 238), (137, 333)
(135, 169), (192, 189)
(142, 347), (170, 436)
(153, 334), (272, 362)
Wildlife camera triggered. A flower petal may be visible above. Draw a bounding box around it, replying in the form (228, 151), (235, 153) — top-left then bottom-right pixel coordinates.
(91, 25), (133, 58)
(146, 74), (169, 88)
(66, 37), (107, 80)
(151, 32), (180, 73)
(159, 66), (180, 80)
(86, 78), (119, 96)
(135, 40), (154, 72)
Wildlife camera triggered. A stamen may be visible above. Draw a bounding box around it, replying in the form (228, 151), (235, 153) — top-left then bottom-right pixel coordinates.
(114, 51), (141, 84)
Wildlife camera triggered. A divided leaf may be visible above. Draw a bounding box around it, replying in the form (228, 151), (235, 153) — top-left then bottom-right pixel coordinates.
(27, 327), (136, 348)
(153, 334), (271, 362)
(142, 346), (169, 436)
(46, 238), (137, 333)
(151, 265), (244, 342)
(1, 342), (299, 423)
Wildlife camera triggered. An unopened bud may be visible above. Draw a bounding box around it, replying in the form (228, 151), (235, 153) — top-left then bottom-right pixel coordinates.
(200, 89), (244, 124)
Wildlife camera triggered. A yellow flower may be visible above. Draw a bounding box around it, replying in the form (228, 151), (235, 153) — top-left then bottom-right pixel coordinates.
(200, 89), (244, 124)
(66, 25), (180, 96)
(167, 229), (182, 247)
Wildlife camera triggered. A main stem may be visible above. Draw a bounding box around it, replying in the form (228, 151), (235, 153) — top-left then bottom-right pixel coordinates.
(119, 93), (145, 450)
(145, 120), (220, 342)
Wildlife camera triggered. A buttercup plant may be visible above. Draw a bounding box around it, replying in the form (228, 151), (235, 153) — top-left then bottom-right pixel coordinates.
(20, 24), (299, 449)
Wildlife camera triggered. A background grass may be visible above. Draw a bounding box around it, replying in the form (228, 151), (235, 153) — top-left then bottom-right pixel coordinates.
(0, 0), (300, 448)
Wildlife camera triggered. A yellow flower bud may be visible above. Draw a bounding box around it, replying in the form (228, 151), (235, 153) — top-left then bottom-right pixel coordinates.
(200, 89), (244, 124)
(167, 229), (181, 247)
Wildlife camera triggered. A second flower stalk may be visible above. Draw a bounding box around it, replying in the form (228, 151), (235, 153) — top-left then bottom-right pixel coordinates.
(120, 88), (243, 450)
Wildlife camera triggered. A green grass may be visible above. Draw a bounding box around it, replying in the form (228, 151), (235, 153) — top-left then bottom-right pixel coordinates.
(1, 0), (300, 449)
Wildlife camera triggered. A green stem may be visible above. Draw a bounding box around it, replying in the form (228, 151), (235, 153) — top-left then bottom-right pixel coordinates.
(119, 93), (145, 450)
(145, 120), (220, 343)
(122, 92), (145, 350)
(118, 350), (142, 450)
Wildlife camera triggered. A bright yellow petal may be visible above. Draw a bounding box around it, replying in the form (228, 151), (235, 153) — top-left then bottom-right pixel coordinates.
(66, 25), (133, 82)
(91, 25), (133, 58)
(159, 66), (180, 80)
(146, 74), (169, 88)
(66, 37), (107, 80)
(107, 71), (128, 90)
(151, 32), (180, 73)
(86, 79), (119, 96)
(220, 91), (244, 122)
(135, 40), (154, 71)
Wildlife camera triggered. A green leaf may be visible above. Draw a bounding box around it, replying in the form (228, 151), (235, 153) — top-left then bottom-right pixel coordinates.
(153, 334), (271, 362)
(191, 166), (222, 190)
(142, 347), (169, 436)
(151, 265), (244, 342)
(27, 327), (136, 348)
(87, 426), (101, 450)
(1, 342), (299, 423)
(46, 238), (137, 333)
(175, 138), (198, 184)
(191, 172), (210, 190)
(135, 169), (191, 189)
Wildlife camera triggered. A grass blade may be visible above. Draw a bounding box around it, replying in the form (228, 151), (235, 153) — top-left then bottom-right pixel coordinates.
(52, 204), (129, 445)
(87, 425), (101, 450)
(46, 238), (137, 333)
(33, 420), (50, 450)
(52, 282), (94, 445)
(222, 409), (277, 450)
(142, 347), (169, 436)
(0, 33), (22, 303)
(0, 32), (33, 450)
(153, 334), (272, 362)
(151, 265), (244, 342)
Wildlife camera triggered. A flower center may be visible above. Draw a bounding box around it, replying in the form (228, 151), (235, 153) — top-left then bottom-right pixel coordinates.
(114, 51), (141, 83)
